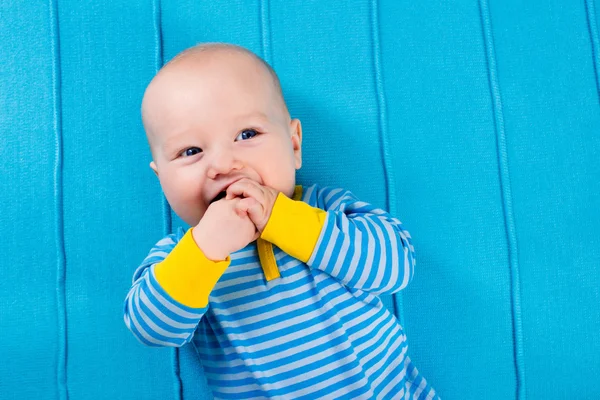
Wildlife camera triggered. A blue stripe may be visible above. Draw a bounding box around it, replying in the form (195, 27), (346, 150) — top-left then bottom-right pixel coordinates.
(202, 295), (396, 371)
(212, 276), (335, 322)
(204, 291), (355, 366)
(137, 295), (193, 337)
(212, 389), (266, 400)
(377, 217), (395, 291)
(211, 344), (359, 398)
(130, 292), (186, 345)
(209, 334), (356, 388)
(145, 271), (207, 320)
(211, 266), (307, 309)
(364, 336), (408, 393)
(356, 318), (402, 373)
(362, 218), (383, 290)
(296, 373), (370, 400)
(310, 211), (336, 268)
(208, 300), (337, 346)
(349, 219), (370, 287)
(321, 217), (347, 276)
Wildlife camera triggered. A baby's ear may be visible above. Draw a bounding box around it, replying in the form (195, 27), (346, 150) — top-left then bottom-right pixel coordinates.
(290, 119), (302, 169)
(150, 161), (159, 177)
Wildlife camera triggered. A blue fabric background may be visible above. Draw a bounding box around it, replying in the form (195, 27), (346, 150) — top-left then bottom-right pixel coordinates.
(1, 1), (599, 399)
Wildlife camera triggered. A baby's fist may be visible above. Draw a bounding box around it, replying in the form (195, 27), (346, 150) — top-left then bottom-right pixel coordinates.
(192, 198), (259, 261)
(225, 178), (278, 233)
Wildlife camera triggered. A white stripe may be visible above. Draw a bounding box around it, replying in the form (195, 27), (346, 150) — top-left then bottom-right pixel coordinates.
(412, 376), (428, 399)
(230, 248), (257, 259)
(317, 221), (339, 271)
(328, 190), (350, 211)
(203, 291), (395, 370)
(155, 237), (175, 247)
(284, 362), (365, 398)
(355, 219), (376, 288)
(147, 250), (169, 259)
(212, 270), (315, 317)
(360, 318), (403, 368)
(302, 184), (315, 204)
(327, 215), (351, 279)
(214, 310), (405, 397)
(232, 277), (391, 344)
(201, 277), (390, 365)
(323, 187), (344, 207)
(213, 342), (355, 394)
(324, 374), (374, 400)
(380, 218), (400, 292)
(340, 218), (363, 285)
(375, 342), (409, 398)
(216, 269), (265, 290)
(369, 217), (388, 290)
(213, 263), (309, 303)
(218, 286), (332, 329)
(373, 346), (408, 400)
(127, 290), (179, 347)
(135, 290), (191, 340)
(139, 287), (198, 330)
(400, 246), (412, 290)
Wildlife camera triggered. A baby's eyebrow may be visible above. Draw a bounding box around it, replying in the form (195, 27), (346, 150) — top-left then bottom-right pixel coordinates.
(233, 111), (270, 123)
(161, 131), (194, 154)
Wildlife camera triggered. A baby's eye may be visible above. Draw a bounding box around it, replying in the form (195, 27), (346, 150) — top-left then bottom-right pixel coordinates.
(235, 129), (259, 141)
(181, 147), (202, 157)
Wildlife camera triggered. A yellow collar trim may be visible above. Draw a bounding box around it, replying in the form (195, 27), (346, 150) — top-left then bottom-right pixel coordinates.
(258, 185), (303, 281)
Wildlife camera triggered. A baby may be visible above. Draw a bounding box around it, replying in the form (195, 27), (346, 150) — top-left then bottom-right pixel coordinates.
(124, 43), (438, 400)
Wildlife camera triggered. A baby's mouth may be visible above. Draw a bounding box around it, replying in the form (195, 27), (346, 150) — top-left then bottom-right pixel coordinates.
(210, 191), (227, 204)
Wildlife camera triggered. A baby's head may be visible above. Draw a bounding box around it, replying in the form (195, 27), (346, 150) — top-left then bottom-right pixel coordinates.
(142, 43), (302, 226)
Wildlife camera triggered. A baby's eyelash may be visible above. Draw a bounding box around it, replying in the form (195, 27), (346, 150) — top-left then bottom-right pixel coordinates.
(236, 128), (261, 141)
(178, 147), (203, 157)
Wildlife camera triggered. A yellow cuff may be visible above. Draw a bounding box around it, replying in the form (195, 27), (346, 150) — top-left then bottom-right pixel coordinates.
(260, 192), (327, 263)
(154, 229), (230, 308)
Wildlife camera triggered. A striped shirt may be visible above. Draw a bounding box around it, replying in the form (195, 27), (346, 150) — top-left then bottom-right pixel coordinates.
(124, 184), (439, 399)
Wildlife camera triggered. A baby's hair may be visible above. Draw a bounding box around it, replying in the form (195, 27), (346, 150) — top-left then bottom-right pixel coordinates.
(166, 42), (288, 115)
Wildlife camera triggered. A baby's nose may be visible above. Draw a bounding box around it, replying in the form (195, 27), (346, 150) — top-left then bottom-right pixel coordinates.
(206, 150), (242, 179)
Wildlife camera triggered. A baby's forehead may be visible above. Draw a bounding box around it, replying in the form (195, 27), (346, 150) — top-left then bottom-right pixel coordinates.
(142, 45), (289, 136)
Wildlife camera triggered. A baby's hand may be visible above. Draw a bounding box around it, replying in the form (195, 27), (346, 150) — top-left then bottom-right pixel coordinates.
(192, 197), (259, 261)
(225, 178), (279, 233)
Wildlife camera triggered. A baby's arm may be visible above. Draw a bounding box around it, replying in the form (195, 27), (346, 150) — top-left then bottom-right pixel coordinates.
(123, 230), (230, 347)
(124, 196), (257, 347)
(261, 185), (415, 295)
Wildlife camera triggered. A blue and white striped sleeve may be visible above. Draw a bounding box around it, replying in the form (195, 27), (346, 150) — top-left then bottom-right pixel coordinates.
(306, 186), (416, 295)
(123, 233), (206, 347)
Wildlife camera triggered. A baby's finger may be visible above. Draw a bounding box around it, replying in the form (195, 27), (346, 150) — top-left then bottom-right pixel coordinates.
(234, 197), (258, 214)
(226, 179), (264, 201)
(245, 198), (266, 225)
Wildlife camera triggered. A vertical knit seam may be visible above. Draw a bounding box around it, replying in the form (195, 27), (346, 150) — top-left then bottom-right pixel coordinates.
(50, 0), (68, 398)
(585, 0), (600, 106)
(479, 1), (525, 398)
(370, 0), (406, 329)
(152, 1), (181, 398)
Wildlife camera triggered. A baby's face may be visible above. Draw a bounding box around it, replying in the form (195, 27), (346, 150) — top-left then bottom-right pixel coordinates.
(142, 50), (302, 226)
